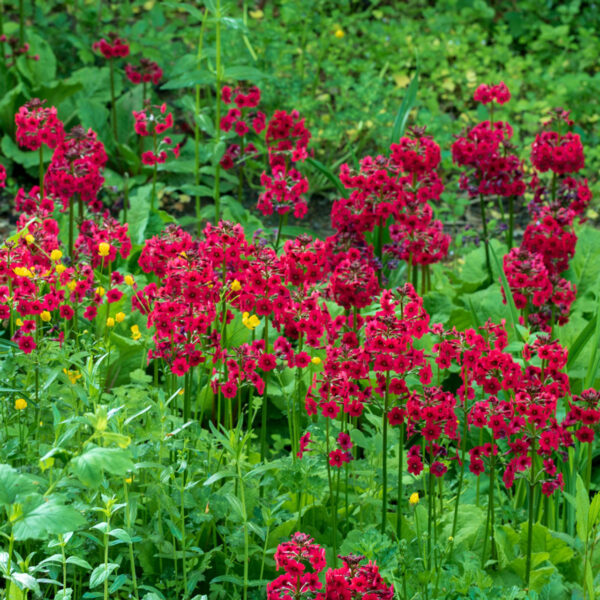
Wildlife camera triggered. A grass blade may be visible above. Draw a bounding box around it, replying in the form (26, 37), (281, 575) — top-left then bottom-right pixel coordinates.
(306, 157), (346, 195)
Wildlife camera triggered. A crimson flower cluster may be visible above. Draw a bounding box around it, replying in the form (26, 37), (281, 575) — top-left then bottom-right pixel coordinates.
(473, 81), (511, 105)
(133, 102), (180, 165)
(45, 125), (108, 213)
(125, 58), (163, 85)
(268, 533), (392, 600)
(92, 34), (130, 59)
(219, 85), (265, 170)
(15, 99), (64, 151)
(502, 109), (587, 331)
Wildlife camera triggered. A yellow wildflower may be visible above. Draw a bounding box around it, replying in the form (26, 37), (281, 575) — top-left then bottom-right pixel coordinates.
(311, 356), (322, 365)
(242, 312), (260, 330)
(25, 234), (35, 244)
(409, 492), (419, 505)
(63, 369), (81, 385)
(131, 324), (141, 340)
(115, 312), (126, 323)
(98, 242), (110, 257)
(106, 317), (115, 328)
(95, 286), (105, 297)
(230, 279), (242, 291)
(40, 310), (51, 322)
(56, 264), (66, 274)
(50, 249), (62, 261)
(15, 398), (27, 410)
(124, 275), (134, 286)
(334, 27), (345, 38)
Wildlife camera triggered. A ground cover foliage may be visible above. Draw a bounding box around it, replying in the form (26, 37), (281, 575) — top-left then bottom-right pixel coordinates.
(0, 1), (600, 600)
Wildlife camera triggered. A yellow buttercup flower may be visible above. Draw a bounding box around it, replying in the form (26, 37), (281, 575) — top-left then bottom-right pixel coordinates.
(242, 312), (260, 330)
(409, 492), (419, 505)
(25, 234), (35, 244)
(124, 275), (134, 286)
(15, 398), (27, 410)
(50, 249), (62, 261)
(106, 317), (115, 328)
(131, 324), (141, 340)
(115, 312), (126, 323)
(16, 318), (23, 327)
(98, 242), (110, 257)
(67, 280), (77, 291)
(311, 356), (322, 365)
(40, 311), (51, 322)
(334, 27), (345, 38)
(230, 279), (242, 291)
(56, 264), (66, 274)
(95, 286), (105, 297)
(63, 369), (81, 385)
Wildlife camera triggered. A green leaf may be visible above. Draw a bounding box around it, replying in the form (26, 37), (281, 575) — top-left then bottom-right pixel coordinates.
(567, 313), (597, 369)
(66, 556), (93, 570)
(390, 67), (418, 145)
(89, 563), (119, 588)
(12, 497), (86, 541)
(70, 447), (134, 487)
(0, 464), (40, 505)
(306, 157), (345, 195)
(224, 65), (268, 82)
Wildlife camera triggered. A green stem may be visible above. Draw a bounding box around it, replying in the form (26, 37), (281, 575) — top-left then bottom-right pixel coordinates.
(396, 423), (404, 541)
(586, 442), (593, 492)
(213, 0), (222, 223)
(195, 8), (209, 236)
(151, 134), (158, 211)
(381, 371), (390, 534)
(39, 145), (44, 197)
(109, 58), (118, 143)
(479, 193), (492, 282)
(525, 438), (536, 588)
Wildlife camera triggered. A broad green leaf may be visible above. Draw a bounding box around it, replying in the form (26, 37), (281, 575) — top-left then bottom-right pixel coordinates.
(89, 563), (119, 588)
(0, 464), (40, 505)
(70, 447), (134, 487)
(12, 496), (86, 541)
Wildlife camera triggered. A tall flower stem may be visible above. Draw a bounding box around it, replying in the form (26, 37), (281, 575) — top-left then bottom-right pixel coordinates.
(109, 58), (118, 143)
(260, 319), (270, 462)
(479, 193), (492, 281)
(194, 8), (209, 236)
(508, 195), (514, 248)
(151, 133), (158, 211)
(525, 437), (536, 587)
(274, 213), (284, 253)
(586, 442), (593, 492)
(451, 394), (469, 546)
(326, 418), (338, 565)
(39, 146), (44, 197)
(68, 196), (74, 257)
(381, 371), (390, 534)
(213, 0), (222, 222)
(396, 423), (404, 540)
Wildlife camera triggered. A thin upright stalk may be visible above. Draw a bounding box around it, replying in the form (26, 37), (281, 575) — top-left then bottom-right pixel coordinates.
(479, 193), (492, 281)
(151, 133), (158, 211)
(109, 58), (118, 142)
(213, 0), (222, 222)
(525, 437), (536, 587)
(39, 146), (44, 197)
(194, 8), (209, 236)
(381, 371), (390, 534)
(396, 423), (404, 540)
